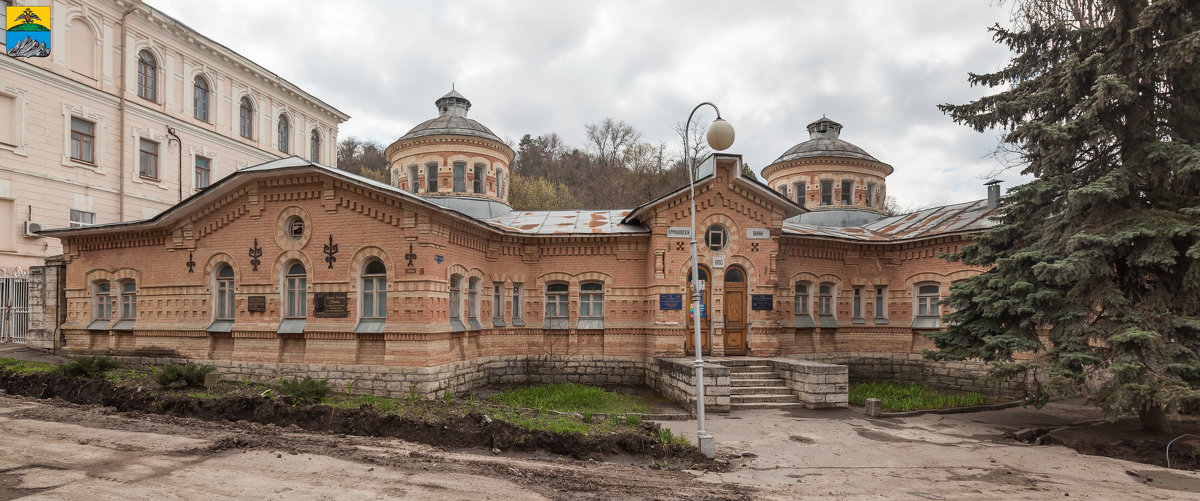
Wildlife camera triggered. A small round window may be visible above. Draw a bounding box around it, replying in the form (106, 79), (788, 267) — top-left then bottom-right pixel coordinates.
(704, 225), (729, 251)
(285, 216), (305, 241)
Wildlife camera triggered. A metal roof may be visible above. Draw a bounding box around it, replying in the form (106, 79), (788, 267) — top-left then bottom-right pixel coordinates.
(397, 115), (504, 143)
(783, 199), (998, 241)
(485, 210), (647, 235)
(771, 117), (882, 164)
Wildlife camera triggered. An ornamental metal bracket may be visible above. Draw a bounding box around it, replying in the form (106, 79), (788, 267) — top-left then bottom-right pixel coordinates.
(405, 243), (417, 267)
(324, 234), (338, 269)
(249, 238), (262, 272)
(186, 252), (196, 273)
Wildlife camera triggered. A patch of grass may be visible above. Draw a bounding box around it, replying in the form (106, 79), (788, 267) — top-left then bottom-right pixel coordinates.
(276, 376), (331, 404)
(0, 357), (57, 375)
(849, 382), (987, 412)
(154, 363), (215, 388)
(187, 391), (219, 399)
(58, 356), (119, 378)
(625, 414), (642, 426)
(490, 383), (649, 415)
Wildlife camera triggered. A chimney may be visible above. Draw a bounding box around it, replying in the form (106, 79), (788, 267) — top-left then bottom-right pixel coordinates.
(984, 179), (1001, 208)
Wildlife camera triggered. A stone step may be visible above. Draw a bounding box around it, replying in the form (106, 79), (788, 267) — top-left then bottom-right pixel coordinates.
(728, 378), (786, 387)
(728, 365), (774, 373)
(730, 401), (805, 410)
(730, 385), (793, 395)
(730, 372), (783, 380)
(732, 394), (800, 404)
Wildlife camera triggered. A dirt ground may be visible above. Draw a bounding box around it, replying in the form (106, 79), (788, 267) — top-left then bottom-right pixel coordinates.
(3, 392), (1199, 500)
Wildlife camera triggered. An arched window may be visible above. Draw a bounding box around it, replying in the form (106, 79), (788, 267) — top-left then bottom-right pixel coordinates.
(284, 262), (306, 318)
(310, 129), (320, 162)
(137, 50), (156, 101)
(724, 267), (745, 283)
(449, 274), (464, 331)
(94, 281), (112, 321)
(452, 162), (466, 192)
(361, 260), (386, 320)
(467, 277), (481, 330)
(112, 280), (137, 331)
(705, 225), (729, 251)
(794, 282), (810, 315)
(425, 163), (439, 192)
(215, 264), (235, 321)
(68, 18), (96, 77)
(818, 283), (835, 316)
(579, 282), (604, 330)
(544, 282), (569, 329)
(916, 284), (941, 317)
(193, 75), (210, 122)
(277, 115), (289, 153)
(239, 97), (254, 139)
(472, 163), (485, 194)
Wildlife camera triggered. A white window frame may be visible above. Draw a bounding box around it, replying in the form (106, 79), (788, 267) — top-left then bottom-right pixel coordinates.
(215, 264), (235, 321)
(120, 280), (137, 320)
(360, 260), (387, 320)
(94, 281), (112, 321)
(284, 262), (307, 319)
(916, 283), (941, 317)
(818, 283), (835, 317)
(794, 282), (810, 315)
(69, 209), (96, 227)
(544, 282), (569, 329)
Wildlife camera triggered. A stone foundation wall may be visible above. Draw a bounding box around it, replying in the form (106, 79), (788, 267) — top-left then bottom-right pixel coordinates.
(766, 358), (849, 408)
(25, 260), (65, 352)
(646, 358), (730, 414)
(104, 354), (646, 399)
(785, 352), (1036, 400)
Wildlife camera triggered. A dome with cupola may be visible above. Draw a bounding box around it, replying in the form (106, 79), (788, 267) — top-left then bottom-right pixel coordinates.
(763, 117), (893, 226)
(386, 88), (514, 219)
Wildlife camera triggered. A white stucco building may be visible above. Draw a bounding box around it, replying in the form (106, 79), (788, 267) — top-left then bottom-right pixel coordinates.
(0, 0), (349, 268)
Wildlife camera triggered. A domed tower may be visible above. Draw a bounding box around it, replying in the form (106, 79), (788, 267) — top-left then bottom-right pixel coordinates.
(762, 117), (893, 226)
(385, 89), (515, 219)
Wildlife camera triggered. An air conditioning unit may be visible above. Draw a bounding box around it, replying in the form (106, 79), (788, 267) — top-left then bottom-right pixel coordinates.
(24, 221), (45, 237)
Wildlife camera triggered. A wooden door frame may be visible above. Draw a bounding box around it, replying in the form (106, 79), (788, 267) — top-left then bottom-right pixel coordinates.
(722, 265), (749, 355)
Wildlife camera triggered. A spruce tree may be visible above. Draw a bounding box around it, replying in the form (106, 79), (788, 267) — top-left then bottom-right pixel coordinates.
(931, 0), (1200, 432)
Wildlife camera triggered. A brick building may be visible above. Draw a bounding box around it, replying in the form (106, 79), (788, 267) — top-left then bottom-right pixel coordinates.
(0, 0), (348, 269)
(40, 90), (1007, 403)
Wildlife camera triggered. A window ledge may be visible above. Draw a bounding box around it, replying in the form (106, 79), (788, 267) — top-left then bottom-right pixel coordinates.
(852, 317), (866, 325)
(795, 315), (816, 328)
(111, 319), (135, 331)
(578, 318), (604, 330)
(511, 319), (526, 327)
(818, 315), (839, 329)
(911, 317), (941, 329)
(492, 317), (506, 327)
(277, 319), (306, 334)
(874, 318), (889, 325)
(543, 318), (569, 330)
(467, 318), (481, 331)
(86, 319), (109, 331)
(207, 320), (234, 333)
(138, 175), (160, 181)
(450, 318), (466, 333)
(354, 319), (385, 334)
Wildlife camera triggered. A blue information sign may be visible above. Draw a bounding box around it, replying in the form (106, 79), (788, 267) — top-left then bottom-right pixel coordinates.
(659, 294), (683, 310)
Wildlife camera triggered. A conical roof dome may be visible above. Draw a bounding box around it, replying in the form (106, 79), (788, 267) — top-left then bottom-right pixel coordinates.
(772, 117), (879, 163)
(397, 88), (503, 143)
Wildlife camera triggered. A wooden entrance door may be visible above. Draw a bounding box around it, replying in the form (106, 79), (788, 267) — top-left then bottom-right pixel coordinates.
(723, 266), (748, 355)
(685, 266), (711, 355)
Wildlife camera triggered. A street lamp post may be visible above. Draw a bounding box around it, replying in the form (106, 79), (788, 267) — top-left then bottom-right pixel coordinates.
(684, 102), (734, 459)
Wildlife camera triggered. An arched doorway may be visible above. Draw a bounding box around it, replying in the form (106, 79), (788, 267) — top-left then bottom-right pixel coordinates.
(723, 266), (748, 355)
(685, 265), (711, 355)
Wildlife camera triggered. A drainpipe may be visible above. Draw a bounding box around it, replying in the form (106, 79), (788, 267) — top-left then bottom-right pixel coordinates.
(167, 127), (182, 201)
(117, 1), (141, 221)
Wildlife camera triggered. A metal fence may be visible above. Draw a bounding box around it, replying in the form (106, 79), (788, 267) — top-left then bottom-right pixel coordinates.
(0, 267), (29, 344)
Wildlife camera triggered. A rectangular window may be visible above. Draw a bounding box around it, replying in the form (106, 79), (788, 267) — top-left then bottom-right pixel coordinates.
(408, 165), (418, 193)
(512, 283), (524, 320)
(426, 163), (438, 192)
(867, 182), (877, 208)
(777, 185), (788, 198)
(139, 138), (159, 179)
(120, 281), (137, 319)
(794, 182), (806, 207)
(492, 283), (503, 320)
(852, 287), (863, 319)
(467, 278), (479, 321)
(818, 284), (834, 316)
(453, 163), (466, 192)
(794, 283), (809, 315)
(545, 283), (569, 329)
(917, 284), (941, 316)
(580, 283), (603, 319)
(216, 276), (235, 320)
(95, 282), (112, 320)
(875, 286), (887, 320)
(473, 164), (485, 194)
(69, 209), (96, 228)
(841, 179), (853, 205)
(820, 180), (833, 206)
(362, 275), (386, 319)
(449, 276), (461, 320)
(70, 117), (95, 163)
(195, 156), (211, 189)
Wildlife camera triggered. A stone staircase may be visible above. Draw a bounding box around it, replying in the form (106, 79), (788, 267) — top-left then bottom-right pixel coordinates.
(728, 362), (801, 409)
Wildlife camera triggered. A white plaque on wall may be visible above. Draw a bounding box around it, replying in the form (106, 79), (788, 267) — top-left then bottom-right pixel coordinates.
(667, 227), (692, 238)
(746, 228), (770, 239)
(712, 257), (726, 268)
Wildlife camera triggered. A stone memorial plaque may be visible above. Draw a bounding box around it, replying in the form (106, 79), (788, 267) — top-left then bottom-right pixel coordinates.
(314, 292), (349, 318)
(751, 294), (774, 311)
(246, 295), (267, 313)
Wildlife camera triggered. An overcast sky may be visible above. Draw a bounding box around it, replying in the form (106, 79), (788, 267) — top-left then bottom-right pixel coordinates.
(153, 1), (1024, 210)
